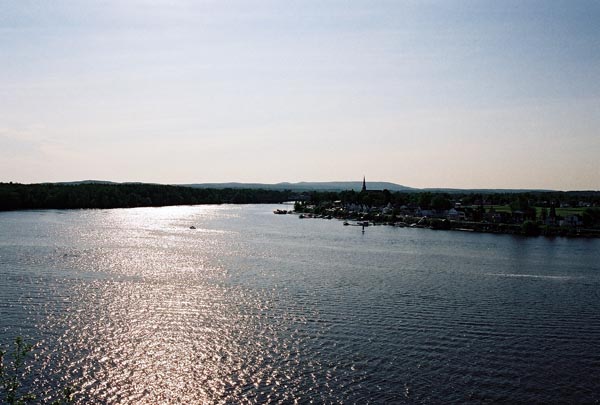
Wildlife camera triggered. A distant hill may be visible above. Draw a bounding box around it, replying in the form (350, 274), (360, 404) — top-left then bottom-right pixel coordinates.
(52, 180), (117, 185)
(47, 181), (566, 193)
(422, 187), (556, 194)
(183, 181), (415, 192)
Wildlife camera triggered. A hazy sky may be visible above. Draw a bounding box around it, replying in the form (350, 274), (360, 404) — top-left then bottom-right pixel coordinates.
(1, 0), (599, 189)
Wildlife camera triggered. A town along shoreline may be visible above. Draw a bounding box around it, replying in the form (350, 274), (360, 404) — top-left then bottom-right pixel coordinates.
(290, 190), (600, 238)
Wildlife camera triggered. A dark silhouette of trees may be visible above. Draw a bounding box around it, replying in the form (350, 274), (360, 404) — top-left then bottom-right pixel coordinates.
(0, 183), (292, 211)
(582, 208), (600, 227)
(522, 220), (541, 236)
(431, 194), (452, 211)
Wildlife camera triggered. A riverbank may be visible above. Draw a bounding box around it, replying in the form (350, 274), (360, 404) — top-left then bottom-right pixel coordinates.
(294, 210), (600, 238)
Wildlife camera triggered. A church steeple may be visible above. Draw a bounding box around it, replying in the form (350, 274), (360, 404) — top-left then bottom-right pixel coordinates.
(361, 176), (367, 192)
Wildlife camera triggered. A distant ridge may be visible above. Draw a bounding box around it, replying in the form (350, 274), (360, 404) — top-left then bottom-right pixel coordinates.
(184, 182), (561, 193)
(422, 187), (556, 194)
(183, 181), (415, 192)
(42, 180), (577, 193)
(52, 180), (117, 185)
(53, 180), (153, 186)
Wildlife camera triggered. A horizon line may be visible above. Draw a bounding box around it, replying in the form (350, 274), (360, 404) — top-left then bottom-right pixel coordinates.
(2, 179), (599, 193)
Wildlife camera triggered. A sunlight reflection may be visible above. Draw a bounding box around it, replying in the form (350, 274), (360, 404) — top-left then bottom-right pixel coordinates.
(37, 205), (266, 403)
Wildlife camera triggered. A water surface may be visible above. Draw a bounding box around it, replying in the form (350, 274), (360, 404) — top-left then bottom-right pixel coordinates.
(1, 205), (599, 403)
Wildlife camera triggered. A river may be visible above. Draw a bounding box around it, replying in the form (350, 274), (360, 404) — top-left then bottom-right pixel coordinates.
(1, 204), (599, 403)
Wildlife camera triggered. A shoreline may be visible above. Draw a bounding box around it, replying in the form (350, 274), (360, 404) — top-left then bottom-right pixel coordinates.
(293, 211), (600, 239)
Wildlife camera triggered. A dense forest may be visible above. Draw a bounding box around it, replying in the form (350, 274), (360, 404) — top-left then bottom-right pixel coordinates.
(0, 182), (294, 211)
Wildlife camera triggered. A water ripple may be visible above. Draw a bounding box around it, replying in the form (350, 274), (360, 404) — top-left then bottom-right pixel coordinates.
(0, 206), (599, 403)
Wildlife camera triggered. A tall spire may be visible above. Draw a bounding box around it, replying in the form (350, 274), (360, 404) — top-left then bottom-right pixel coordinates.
(362, 176), (366, 192)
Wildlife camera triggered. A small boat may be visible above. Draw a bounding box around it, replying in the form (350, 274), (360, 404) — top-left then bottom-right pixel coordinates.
(273, 209), (288, 215)
(189, 226), (196, 229)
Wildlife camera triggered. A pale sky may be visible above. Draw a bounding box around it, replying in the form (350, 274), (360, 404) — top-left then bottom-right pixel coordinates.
(1, 0), (599, 190)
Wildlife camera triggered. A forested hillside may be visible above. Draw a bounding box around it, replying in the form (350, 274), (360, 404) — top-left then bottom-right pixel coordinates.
(0, 183), (293, 211)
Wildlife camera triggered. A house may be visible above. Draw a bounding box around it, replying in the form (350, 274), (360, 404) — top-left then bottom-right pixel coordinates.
(416, 208), (434, 217)
(560, 215), (582, 227)
(382, 203), (394, 215)
(447, 208), (466, 221)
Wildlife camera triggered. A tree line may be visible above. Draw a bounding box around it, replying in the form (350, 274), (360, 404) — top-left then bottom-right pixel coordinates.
(306, 189), (600, 209)
(0, 183), (294, 211)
